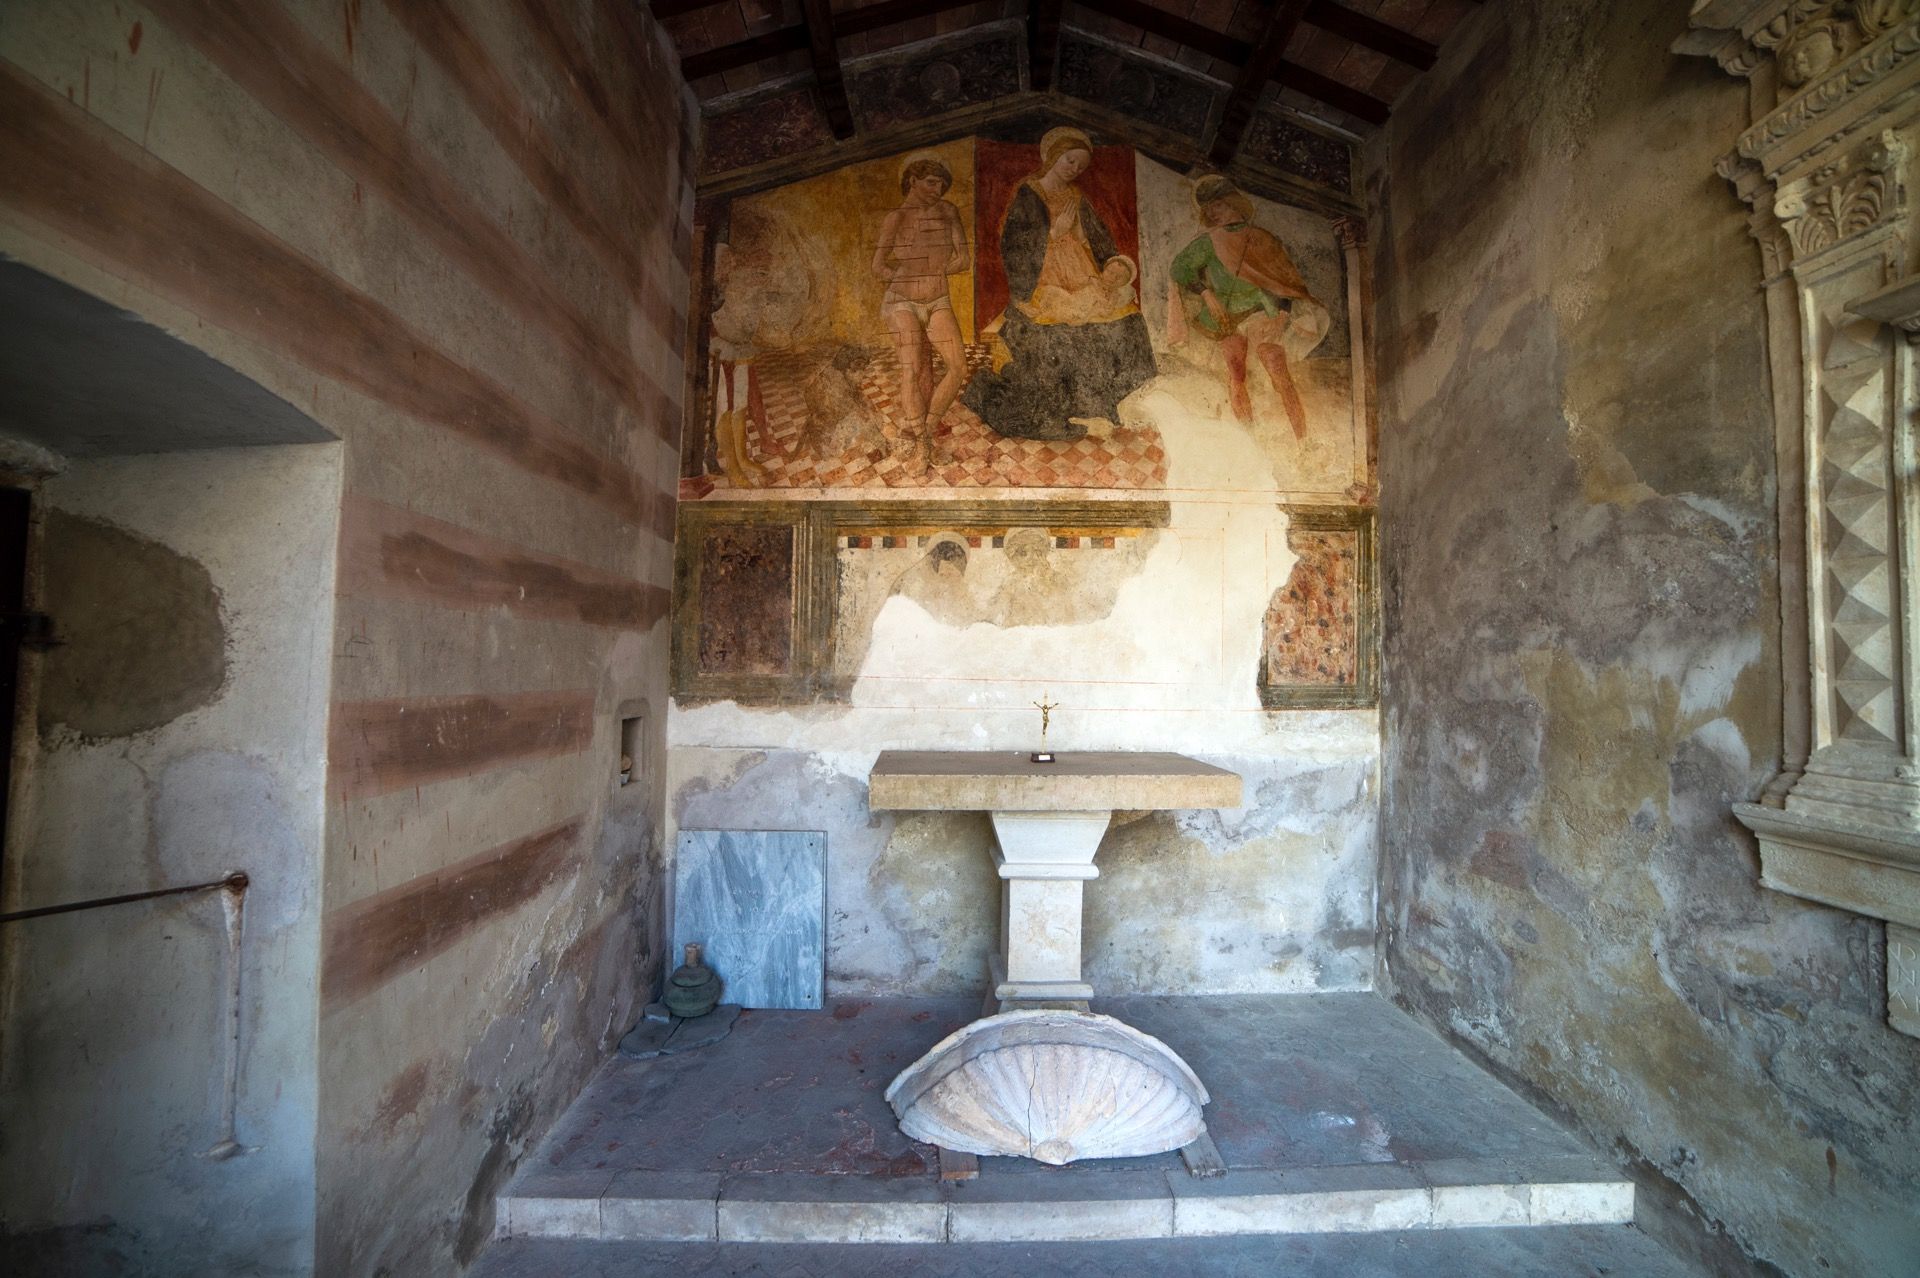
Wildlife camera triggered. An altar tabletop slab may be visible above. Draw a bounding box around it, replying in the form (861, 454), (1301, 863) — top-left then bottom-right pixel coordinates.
(868, 750), (1241, 812)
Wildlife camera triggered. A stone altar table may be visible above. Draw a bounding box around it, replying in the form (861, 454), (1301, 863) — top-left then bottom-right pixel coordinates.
(868, 751), (1242, 1010)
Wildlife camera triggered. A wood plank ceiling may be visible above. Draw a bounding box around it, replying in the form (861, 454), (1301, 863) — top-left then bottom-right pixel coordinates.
(654, 0), (1480, 199)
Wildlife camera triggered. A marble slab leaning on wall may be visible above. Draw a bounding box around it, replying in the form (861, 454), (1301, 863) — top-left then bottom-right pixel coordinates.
(674, 830), (827, 1010)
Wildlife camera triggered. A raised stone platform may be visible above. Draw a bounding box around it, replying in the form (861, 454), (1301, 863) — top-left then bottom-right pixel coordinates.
(495, 994), (1637, 1246)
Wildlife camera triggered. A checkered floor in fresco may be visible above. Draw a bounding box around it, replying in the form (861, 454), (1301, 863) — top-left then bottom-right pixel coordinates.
(709, 347), (1169, 492)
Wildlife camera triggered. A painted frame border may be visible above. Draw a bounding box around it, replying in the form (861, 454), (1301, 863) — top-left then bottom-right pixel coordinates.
(672, 499), (1171, 703)
(1258, 503), (1378, 710)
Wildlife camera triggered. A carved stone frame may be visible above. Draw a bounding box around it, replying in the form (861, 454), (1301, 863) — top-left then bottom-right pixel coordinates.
(1681, 0), (1920, 1036)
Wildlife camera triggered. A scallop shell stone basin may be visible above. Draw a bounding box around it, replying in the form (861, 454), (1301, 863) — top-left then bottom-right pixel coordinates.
(884, 1009), (1210, 1165)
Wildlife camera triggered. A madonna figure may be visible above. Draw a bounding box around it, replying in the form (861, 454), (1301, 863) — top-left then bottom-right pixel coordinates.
(963, 128), (1157, 441)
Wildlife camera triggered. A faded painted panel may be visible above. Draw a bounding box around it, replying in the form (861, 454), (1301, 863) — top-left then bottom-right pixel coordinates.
(696, 525), (795, 676)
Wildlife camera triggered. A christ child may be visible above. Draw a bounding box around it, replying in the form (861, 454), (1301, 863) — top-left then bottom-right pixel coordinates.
(871, 154), (971, 472)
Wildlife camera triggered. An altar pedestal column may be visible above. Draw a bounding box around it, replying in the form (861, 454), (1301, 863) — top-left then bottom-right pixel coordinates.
(867, 751), (1242, 1011)
(989, 811), (1109, 1008)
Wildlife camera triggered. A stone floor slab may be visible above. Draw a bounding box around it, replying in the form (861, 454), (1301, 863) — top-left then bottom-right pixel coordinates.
(495, 994), (1645, 1249)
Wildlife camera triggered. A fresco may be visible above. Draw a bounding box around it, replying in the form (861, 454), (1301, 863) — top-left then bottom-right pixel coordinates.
(1257, 509), (1376, 709)
(676, 121), (1374, 710)
(682, 123), (1366, 502)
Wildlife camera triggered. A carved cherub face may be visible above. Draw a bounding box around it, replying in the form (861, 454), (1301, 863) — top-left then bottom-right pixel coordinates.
(1782, 25), (1839, 86)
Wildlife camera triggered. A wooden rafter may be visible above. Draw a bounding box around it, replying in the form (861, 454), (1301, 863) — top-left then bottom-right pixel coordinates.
(680, 23), (807, 80)
(674, 0), (1400, 129)
(801, 0), (856, 138)
(1030, 0), (1065, 92)
(649, 0), (730, 19)
(678, 0), (993, 81)
(1209, 0), (1312, 164)
(1071, 0), (1432, 70)
(1069, 0), (1392, 123)
(1304, 0), (1436, 70)
(1276, 59), (1388, 125)
(1080, 0), (1244, 64)
(836, 0), (985, 39)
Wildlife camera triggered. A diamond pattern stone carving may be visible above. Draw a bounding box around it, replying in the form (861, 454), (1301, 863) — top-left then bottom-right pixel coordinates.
(1816, 314), (1900, 746)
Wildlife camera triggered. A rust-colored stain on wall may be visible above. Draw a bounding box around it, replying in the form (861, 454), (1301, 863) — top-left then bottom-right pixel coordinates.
(321, 818), (582, 1007)
(1263, 528), (1358, 686)
(697, 525), (794, 675)
(0, 61), (660, 529)
(342, 496), (668, 629)
(329, 689), (595, 799)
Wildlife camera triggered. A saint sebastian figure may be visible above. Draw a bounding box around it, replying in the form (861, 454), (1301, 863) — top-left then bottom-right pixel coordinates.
(872, 153), (971, 475)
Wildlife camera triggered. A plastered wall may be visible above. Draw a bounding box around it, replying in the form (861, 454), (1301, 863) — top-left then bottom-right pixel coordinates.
(670, 124), (1381, 998)
(1369, 2), (1920, 1274)
(1, 445), (341, 1275)
(0, 2), (694, 1272)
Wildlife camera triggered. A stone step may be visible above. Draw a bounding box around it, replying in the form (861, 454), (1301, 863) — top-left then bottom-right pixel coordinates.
(497, 1155), (1634, 1245)
(470, 1225), (1701, 1278)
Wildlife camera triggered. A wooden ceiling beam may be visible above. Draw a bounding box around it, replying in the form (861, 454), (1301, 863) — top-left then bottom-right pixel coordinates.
(1071, 0), (1393, 124)
(801, 0), (856, 138)
(1275, 59), (1389, 124)
(649, 0), (731, 20)
(1030, 0), (1065, 92)
(680, 24), (807, 80)
(1075, 0), (1248, 64)
(1303, 0), (1436, 70)
(678, 1), (1397, 132)
(679, 0), (989, 81)
(1208, 0), (1312, 164)
(835, 0), (989, 39)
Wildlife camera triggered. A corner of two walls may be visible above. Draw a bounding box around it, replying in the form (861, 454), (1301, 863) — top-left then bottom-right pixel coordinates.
(0, 2), (693, 1274)
(1367, 2), (1919, 1275)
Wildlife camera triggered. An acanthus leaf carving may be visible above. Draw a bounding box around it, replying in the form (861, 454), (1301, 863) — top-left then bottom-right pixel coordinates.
(1773, 134), (1905, 256)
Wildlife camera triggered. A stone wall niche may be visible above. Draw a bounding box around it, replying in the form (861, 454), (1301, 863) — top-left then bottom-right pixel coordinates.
(1681, 0), (1920, 1036)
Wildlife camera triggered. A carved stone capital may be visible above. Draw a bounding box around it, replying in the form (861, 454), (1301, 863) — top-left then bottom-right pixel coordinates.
(1773, 130), (1905, 257)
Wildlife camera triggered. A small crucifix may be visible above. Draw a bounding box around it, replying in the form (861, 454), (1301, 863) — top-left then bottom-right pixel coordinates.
(1031, 692), (1059, 764)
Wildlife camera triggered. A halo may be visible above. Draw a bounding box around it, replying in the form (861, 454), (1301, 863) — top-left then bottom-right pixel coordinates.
(899, 149), (951, 181)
